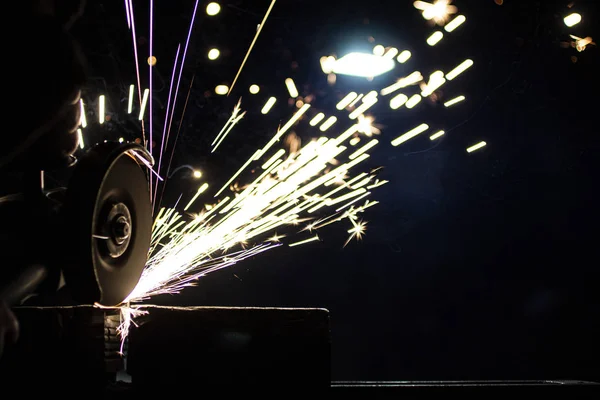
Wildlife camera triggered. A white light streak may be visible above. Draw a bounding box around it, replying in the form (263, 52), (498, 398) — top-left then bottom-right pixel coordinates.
(444, 95), (465, 107)
(285, 78), (299, 98)
(249, 84), (260, 94)
(336, 92), (358, 110)
(427, 31), (444, 46)
(208, 48), (220, 60)
(206, 2), (221, 16)
(258, 103), (311, 157)
(77, 129), (84, 149)
(98, 95), (105, 124)
(406, 94), (422, 109)
(261, 97), (277, 114)
(349, 97), (378, 119)
(467, 141), (486, 153)
(445, 15), (466, 32)
(310, 113), (326, 126)
(391, 123), (429, 146)
(184, 183), (210, 211)
(215, 85), (229, 95)
(429, 130), (445, 140)
(336, 192), (371, 212)
(373, 45), (385, 56)
(289, 235), (320, 247)
(564, 13), (582, 27)
(349, 139), (378, 160)
(446, 59), (473, 80)
(349, 137), (361, 146)
(127, 85), (134, 114)
(262, 149), (286, 169)
(397, 50), (412, 63)
(390, 93), (408, 109)
(383, 47), (399, 60)
(380, 71), (423, 96)
(138, 89), (149, 120)
(333, 52), (395, 77)
(320, 116), (337, 132)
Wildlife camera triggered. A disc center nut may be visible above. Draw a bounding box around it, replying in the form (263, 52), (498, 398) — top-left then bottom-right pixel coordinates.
(112, 215), (131, 245)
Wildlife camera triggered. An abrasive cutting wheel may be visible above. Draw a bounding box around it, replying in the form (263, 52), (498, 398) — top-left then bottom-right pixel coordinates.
(62, 142), (153, 306)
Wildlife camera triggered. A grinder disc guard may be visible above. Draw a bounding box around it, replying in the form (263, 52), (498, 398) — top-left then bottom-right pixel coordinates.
(62, 142), (152, 305)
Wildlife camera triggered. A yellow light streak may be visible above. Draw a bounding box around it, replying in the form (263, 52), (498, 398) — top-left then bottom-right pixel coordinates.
(349, 97), (378, 119)
(337, 192), (371, 212)
(367, 180), (388, 190)
(406, 94), (422, 109)
(427, 31), (444, 46)
(77, 129), (84, 149)
(326, 188), (367, 206)
(390, 93), (409, 109)
(397, 50), (412, 63)
(215, 85), (229, 95)
(262, 149), (286, 169)
(289, 235), (320, 247)
(444, 95), (465, 107)
(261, 97), (277, 114)
(310, 113), (326, 126)
(349, 139), (378, 160)
(320, 116), (337, 131)
(430, 130), (445, 140)
(206, 2), (221, 16)
(351, 177), (372, 189)
(373, 45), (385, 56)
(99, 95), (105, 124)
(445, 15), (466, 32)
(336, 92), (358, 110)
(348, 94), (363, 107)
(391, 123), (429, 146)
(258, 103), (310, 157)
(383, 47), (399, 60)
(215, 150), (261, 197)
(138, 89), (149, 120)
(564, 13), (582, 27)
(380, 71), (423, 96)
(349, 137), (361, 146)
(285, 78), (299, 98)
(446, 59), (473, 80)
(467, 141), (486, 153)
(184, 183), (209, 211)
(127, 85), (134, 114)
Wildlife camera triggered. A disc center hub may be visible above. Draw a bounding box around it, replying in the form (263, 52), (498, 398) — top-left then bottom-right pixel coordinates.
(104, 203), (133, 258)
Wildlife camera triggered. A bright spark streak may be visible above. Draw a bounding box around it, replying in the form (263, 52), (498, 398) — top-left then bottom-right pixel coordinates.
(390, 94), (409, 109)
(430, 130), (445, 140)
(356, 115), (380, 136)
(124, 0), (131, 29)
(421, 71), (446, 97)
(564, 13), (582, 27)
(149, 0), (154, 161)
(98, 95), (105, 124)
(310, 113), (325, 126)
(79, 100), (87, 128)
(285, 78), (299, 98)
(320, 116), (337, 132)
(406, 94), (422, 109)
(445, 15), (466, 32)
(127, 84), (135, 114)
(366, 180), (388, 190)
(373, 45), (385, 56)
(138, 89), (149, 120)
(348, 94), (363, 107)
(380, 71), (423, 96)
(127, 0), (145, 144)
(258, 103), (311, 158)
(326, 188), (368, 206)
(334, 124), (360, 144)
(262, 149), (286, 169)
(391, 123), (429, 146)
(344, 220), (367, 247)
(383, 47), (399, 60)
(349, 97), (378, 119)
(184, 183), (209, 211)
(427, 31), (444, 46)
(336, 92), (358, 110)
(467, 141), (487, 153)
(249, 84), (260, 94)
(349, 139), (378, 160)
(206, 2), (221, 16)
(446, 59), (473, 80)
(228, 0), (277, 95)
(397, 50), (412, 63)
(289, 235), (320, 247)
(444, 95), (465, 107)
(261, 97), (277, 114)
(208, 48), (220, 60)
(212, 111), (246, 152)
(77, 129), (84, 149)
(267, 233), (286, 242)
(349, 137), (361, 146)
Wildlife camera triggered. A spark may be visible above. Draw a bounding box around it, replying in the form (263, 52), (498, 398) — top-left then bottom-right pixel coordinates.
(212, 110), (246, 153)
(415, 1), (457, 25)
(228, 0), (277, 95)
(206, 2), (221, 16)
(289, 235), (320, 247)
(467, 141), (487, 153)
(138, 89), (149, 120)
(310, 113), (326, 126)
(444, 95), (465, 107)
(77, 129), (84, 149)
(208, 48), (220, 60)
(397, 50), (412, 63)
(570, 35), (595, 52)
(381, 71), (423, 95)
(446, 59), (473, 80)
(348, 94), (364, 107)
(249, 84), (260, 94)
(406, 94), (422, 109)
(373, 45), (385, 56)
(285, 78), (299, 98)
(391, 123), (429, 146)
(336, 92), (359, 110)
(356, 115), (381, 136)
(262, 149), (286, 169)
(366, 180), (388, 190)
(349, 95), (378, 119)
(267, 233), (286, 242)
(320, 116), (337, 132)
(261, 97), (277, 114)
(430, 130), (445, 140)
(427, 31), (444, 46)
(98, 95), (105, 124)
(127, 0), (145, 144)
(383, 47), (399, 60)
(215, 85), (229, 95)
(390, 94), (409, 109)
(184, 183), (210, 211)
(349, 139), (378, 160)
(349, 137), (361, 146)
(344, 220), (367, 247)
(564, 13), (582, 27)
(127, 84), (134, 114)
(444, 14), (465, 32)
(79, 100), (87, 127)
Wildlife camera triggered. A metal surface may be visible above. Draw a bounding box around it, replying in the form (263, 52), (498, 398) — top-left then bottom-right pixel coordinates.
(62, 142), (152, 305)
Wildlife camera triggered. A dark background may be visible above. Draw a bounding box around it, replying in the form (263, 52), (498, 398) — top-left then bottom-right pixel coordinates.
(26, 0), (600, 381)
